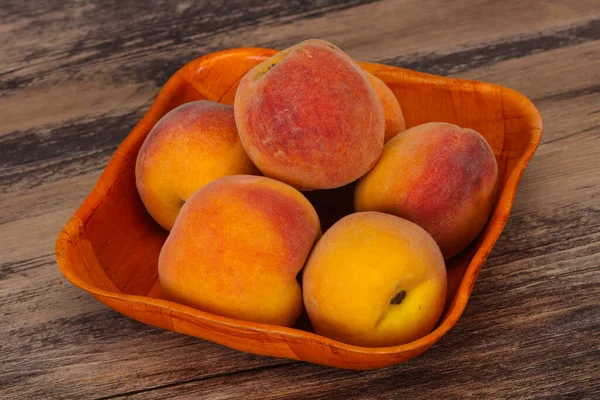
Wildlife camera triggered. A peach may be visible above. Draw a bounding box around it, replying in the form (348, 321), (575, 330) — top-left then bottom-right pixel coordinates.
(135, 100), (259, 231)
(366, 73), (406, 143)
(355, 122), (498, 258)
(158, 175), (321, 326)
(234, 39), (385, 190)
(302, 212), (447, 347)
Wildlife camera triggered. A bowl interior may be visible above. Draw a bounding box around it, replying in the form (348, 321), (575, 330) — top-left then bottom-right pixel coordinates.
(57, 47), (542, 369)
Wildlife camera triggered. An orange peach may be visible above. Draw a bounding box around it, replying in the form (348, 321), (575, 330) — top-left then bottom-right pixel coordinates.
(135, 100), (258, 231)
(355, 122), (498, 258)
(234, 39), (385, 190)
(158, 175), (321, 326)
(302, 212), (447, 347)
(366, 73), (405, 143)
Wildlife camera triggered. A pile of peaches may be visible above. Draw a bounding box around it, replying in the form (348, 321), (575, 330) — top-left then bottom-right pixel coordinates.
(135, 40), (498, 347)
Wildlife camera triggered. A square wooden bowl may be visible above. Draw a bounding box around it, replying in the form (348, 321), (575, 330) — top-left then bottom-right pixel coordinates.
(55, 47), (542, 370)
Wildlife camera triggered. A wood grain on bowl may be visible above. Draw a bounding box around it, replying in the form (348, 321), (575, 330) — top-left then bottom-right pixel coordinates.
(55, 47), (542, 369)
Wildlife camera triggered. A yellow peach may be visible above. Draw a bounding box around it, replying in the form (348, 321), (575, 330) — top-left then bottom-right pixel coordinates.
(302, 212), (447, 347)
(136, 100), (258, 231)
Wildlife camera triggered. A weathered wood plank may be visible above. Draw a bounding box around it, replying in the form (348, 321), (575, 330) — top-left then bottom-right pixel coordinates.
(1, 0), (383, 94)
(1, 0), (599, 398)
(2, 1), (598, 99)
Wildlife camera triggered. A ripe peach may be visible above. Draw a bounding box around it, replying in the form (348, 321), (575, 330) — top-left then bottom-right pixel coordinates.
(355, 122), (498, 258)
(234, 39), (385, 190)
(158, 175), (321, 327)
(366, 73), (405, 143)
(302, 212), (447, 347)
(135, 100), (259, 231)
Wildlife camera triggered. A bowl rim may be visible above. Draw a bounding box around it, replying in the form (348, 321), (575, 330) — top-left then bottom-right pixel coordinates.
(55, 47), (543, 358)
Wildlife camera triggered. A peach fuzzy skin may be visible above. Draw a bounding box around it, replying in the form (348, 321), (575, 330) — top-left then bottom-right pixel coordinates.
(158, 175), (321, 327)
(234, 39), (385, 190)
(355, 122), (498, 259)
(366, 73), (405, 143)
(302, 212), (447, 347)
(135, 100), (259, 231)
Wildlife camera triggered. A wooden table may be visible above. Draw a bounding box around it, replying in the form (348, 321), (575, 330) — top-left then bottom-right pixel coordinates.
(2, 1), (599, 398)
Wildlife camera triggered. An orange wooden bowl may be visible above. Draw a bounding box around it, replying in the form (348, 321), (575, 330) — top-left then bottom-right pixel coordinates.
(55, 47), (542, 370)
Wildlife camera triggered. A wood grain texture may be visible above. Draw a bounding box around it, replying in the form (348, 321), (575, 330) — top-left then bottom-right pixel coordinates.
(1, 0), (599, 398)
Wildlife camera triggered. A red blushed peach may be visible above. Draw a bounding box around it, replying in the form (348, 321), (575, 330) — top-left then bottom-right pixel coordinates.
(367, 73), (406, 143)
(234, 39), (385, 190)
(135, 100), (259, 231)
(355, 122), (498, 258)
(158, 175), (321, 327)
